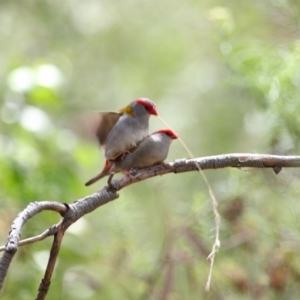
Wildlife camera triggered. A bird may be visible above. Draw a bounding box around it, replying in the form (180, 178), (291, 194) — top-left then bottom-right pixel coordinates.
(85, 128), (179, 186)
(95, 98), (158, 161)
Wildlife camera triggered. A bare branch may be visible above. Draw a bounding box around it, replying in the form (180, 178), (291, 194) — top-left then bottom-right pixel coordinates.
(1, 154), (300, 296)
(0, 201), (67, 290)
(36, 221), (64, 300)
(0, 226), (58, 251)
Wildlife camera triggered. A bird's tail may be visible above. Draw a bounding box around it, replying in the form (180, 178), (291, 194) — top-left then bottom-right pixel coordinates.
(85, 159), (112, 186)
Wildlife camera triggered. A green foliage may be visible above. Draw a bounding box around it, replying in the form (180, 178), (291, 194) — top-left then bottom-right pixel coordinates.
(1, 0), (300, 299)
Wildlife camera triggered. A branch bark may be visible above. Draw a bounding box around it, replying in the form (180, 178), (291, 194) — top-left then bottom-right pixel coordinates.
(1, 154), (300, 297)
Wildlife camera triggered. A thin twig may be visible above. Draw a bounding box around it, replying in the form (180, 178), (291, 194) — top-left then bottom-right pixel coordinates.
(0, 226), (58, 252)
(175, 137), (221, 291)
(36, 221), (65, 300)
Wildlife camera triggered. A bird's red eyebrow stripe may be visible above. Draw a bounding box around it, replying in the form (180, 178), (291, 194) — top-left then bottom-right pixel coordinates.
(135, 98), (158, 116)
(155, 128), (179, 139)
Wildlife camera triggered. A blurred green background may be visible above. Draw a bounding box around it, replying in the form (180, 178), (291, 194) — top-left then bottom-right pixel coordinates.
(1, 0), (300, 299)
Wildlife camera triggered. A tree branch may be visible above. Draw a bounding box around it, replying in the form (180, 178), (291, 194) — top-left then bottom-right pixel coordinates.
(0, 201), (67, 290)
(107, 154), (300, 191)
(36, 220), (64, 300)
(1, 154), (300, 296)
(0, 226), (58, 252)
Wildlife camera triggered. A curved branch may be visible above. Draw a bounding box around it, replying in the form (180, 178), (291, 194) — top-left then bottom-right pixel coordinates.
(0, 154), (300, 295)
(0, 201), (67, 290)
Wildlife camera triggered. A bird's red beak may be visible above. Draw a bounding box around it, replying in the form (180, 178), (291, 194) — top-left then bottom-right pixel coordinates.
(149, 105), (158, 116)
(169, 130), (179, 139)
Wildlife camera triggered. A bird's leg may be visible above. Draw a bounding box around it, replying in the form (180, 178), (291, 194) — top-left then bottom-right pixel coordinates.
(107, 172), (116, 190)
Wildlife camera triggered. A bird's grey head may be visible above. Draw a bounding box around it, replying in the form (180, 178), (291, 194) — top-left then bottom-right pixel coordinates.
(131, 98), (158, 117)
